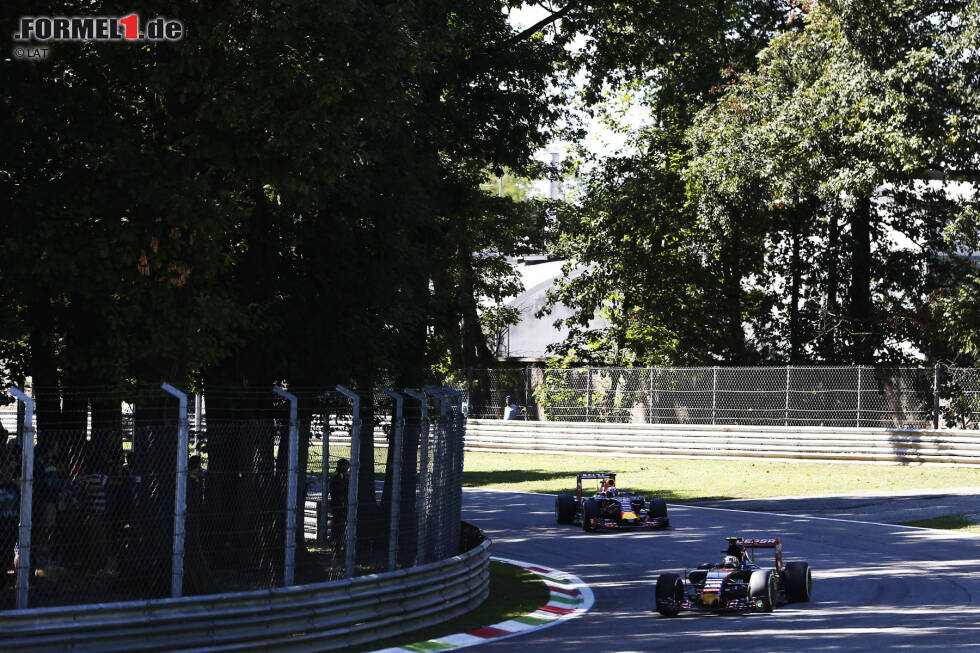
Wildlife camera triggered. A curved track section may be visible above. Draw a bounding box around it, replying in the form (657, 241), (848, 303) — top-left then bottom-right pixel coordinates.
(463, 488), (980, 651)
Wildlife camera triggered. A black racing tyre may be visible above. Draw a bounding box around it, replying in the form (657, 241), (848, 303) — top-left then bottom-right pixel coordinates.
(784, 561), (812, 602)
(655, 573), (684, 617)
(582, 498), (600, 532)
(555, 494), (576, 525)
(648, 497), (669, 525)
(749, 570), (776, 612)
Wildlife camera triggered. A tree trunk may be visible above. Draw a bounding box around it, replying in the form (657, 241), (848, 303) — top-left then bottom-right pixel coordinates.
(849, 196), (874, 364)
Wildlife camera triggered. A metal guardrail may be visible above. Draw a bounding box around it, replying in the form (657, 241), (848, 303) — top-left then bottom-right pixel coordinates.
(465, 419), (980, 466)
(0, 539), (490, 652)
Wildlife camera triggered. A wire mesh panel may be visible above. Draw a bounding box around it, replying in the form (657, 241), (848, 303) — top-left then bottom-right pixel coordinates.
(534, 368), (591, 421)
(471, 366), (980, 428)
(944, 368), (980, 428)
(2, 386), (184, 610)
(860, 368), (934, 428)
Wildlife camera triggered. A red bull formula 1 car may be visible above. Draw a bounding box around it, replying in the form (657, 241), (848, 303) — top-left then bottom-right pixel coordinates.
(655, 536), (812, 615)
(555, 472), (669, 532)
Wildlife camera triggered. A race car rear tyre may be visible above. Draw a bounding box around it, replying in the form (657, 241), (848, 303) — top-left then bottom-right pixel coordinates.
(749, 570), (776, 612)
(655, 573), (684, 617)
(784, 561), (812, 602)
(555, 494), (576, 525)
(582, 498), (600, 532)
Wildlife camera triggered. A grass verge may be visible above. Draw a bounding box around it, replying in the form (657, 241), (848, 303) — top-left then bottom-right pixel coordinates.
(463, 451), (980, 501)
(900, 514), (980, 534)
(351, 560), (550, 652)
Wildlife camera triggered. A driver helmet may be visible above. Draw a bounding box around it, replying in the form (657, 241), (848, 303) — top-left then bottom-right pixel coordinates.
(723, 555), (738, 567)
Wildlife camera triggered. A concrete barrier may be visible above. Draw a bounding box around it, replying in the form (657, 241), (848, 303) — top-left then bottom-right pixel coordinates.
(0, 539), (490, 652)
(465, 419), (980, 466)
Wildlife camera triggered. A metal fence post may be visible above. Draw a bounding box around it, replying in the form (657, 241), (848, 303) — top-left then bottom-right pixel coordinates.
(161, 383), (189, 598)
(525, 367), (531, 420)
(933, 365), (941, 429)
(712, 367), (718, 426)
(336, 386), (361, 579)
(856, 366), (863, 428)
(425, 386), (450, 561)
(273, 386), (299, 586)
(785, 366), (791, 427)
(586, 367), (593, 421)
(319, 393), (331, 543)
(383, 388), (404, 571)
(444, 386), (464, 555)
(404, 389), (428, 566)
(649, 368), (655, 424)
(9, 387), (34, 609)
(193, 394), (202, 450)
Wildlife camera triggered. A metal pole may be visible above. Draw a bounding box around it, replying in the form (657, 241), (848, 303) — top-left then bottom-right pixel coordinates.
(443, 386), (464, 556)
(785, 366), (791, 427)
(856, 366), (862, 428)
(586, 367), (593, 421)
(525, 367), (531, 420)
(425, 386), (449, 560)
(933, 365), (941, 429)
(382, 389), (404, 571)
(193, 394), (202, 450)
(648, 368), (654, 424)
(404, 389), (428, 566)
(336, 386), (361, 578)
(712, 367), (718, 426)
(161, 383), (189, 599)
(273, 387), (299, 586)
(9, 387), (34, 609)
(319, 393), (331, 543)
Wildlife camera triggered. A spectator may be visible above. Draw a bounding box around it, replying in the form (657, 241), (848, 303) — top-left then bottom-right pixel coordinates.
(0, 446), (19, 586)
(105, 450), (133, 561)
(183, 454), (215, 594)
(36, 441), (65, 567)
(328, 459), (350, 547)
(503, 395), (520, 420)
(83, 452), (110, 572)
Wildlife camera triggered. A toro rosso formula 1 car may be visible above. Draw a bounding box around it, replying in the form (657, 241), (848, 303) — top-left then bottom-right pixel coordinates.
(655, 536), (811, 615)
(555, 472), (669, 532)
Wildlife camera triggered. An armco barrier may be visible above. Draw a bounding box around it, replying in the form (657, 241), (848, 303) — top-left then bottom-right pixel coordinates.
(465, 419), (980, 466)
(0, 539), (490, 652)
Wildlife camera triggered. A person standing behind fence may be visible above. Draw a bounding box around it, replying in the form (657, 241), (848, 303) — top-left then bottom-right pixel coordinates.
(83, 452), (111, 572)
(0, 445), (18, 588)
(503, 395), (520, 420)
(328, 459), (350, 548)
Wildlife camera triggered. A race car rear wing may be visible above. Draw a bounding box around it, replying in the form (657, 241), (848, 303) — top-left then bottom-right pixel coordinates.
(742, 538), (781, 548)
(741, 538), (783, 569)
(575, 472), (617, 501)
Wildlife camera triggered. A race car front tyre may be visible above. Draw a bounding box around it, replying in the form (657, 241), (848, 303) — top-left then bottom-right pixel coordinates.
(582, 498), (600, 532)
(655, 573), (684, 617)
(648, 498), (669, 525)
(784, 561), (812, 602)
(749, 569), (776, 612)
(555, 494), (576, 525)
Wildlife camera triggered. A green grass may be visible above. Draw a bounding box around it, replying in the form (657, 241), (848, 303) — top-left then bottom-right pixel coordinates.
(463, 452), (980, 501)
(901, 514), (980, 534)
(350, 561), (550, 652)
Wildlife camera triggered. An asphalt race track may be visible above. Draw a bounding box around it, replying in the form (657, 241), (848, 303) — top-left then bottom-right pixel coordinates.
(462, 488), (980, 652)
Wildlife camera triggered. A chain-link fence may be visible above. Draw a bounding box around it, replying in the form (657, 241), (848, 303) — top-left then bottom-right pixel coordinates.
(466, 366), (980, 429)
(1, 383), (465, 611)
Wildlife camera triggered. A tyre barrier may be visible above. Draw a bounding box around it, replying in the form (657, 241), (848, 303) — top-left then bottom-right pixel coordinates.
(464, 419), (980, 466)
(0, 539), (491, 652)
